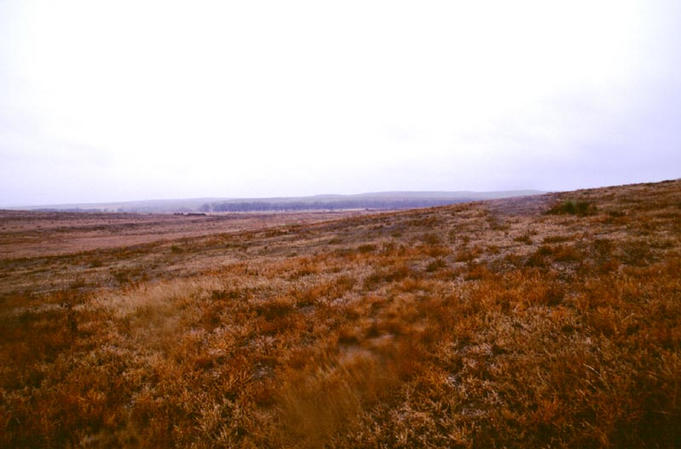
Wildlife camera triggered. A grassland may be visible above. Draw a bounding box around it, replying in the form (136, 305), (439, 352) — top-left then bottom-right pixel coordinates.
(1, 180), (680, 448)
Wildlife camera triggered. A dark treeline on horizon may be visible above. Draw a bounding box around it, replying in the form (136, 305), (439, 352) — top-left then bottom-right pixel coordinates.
(200, 199), (469, 212)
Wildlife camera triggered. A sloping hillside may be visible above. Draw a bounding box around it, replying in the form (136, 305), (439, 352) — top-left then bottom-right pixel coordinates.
(2, 180), (680, 448)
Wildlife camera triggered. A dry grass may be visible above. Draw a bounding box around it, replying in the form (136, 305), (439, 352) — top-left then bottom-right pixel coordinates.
(1, 179), (681, 448)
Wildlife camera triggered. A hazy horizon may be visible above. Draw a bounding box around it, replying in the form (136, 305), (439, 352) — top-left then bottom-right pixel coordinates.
(2, 1), (680, 207)
(5, 188), (546, 209)
(0, 178), (677, 209)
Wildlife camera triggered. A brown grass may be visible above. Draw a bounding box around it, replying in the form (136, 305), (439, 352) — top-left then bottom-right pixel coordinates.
(2, 179), (681, 448)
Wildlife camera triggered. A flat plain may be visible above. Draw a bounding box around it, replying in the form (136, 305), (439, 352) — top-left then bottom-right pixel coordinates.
(1, 180), (680, 448)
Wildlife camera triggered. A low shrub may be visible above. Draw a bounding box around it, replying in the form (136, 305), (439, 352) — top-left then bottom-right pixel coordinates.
(547, 200), (597, 216)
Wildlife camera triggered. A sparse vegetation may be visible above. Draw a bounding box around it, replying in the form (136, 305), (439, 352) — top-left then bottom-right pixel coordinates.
(1, 179), (681, 448)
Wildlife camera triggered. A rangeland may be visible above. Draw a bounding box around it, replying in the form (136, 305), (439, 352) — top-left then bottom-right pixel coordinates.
(1, 180), (680, 448)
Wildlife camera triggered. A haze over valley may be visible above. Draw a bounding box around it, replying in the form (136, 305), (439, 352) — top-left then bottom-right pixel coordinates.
(8, 190), (542, 213)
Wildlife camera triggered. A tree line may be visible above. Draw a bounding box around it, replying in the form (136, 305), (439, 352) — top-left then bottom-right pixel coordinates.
(200, 199), (466, 212)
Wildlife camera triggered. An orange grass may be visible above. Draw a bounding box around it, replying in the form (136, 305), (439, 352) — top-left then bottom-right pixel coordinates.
(1, 179), (681, 448)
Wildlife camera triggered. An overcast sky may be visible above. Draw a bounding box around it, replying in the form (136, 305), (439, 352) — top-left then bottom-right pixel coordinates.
(1, 0), (680, 206)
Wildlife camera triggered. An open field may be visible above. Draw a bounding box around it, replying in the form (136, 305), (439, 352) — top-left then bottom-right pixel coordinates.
(0, 210), (370, 260)
(1, 180), (681, 448)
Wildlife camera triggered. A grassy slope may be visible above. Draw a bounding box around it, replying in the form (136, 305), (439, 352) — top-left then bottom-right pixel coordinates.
(1, 179), (680, 448)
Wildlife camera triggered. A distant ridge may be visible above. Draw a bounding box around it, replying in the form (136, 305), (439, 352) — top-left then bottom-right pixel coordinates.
(9, 190), (542, 213)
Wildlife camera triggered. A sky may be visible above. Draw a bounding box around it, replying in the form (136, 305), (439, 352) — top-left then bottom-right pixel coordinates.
(1, 0), (680, 206)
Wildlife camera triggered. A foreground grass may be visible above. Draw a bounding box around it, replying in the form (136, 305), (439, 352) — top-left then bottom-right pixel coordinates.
(1, 180), (681, 448)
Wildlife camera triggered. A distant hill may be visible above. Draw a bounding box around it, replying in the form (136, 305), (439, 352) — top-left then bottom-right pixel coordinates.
(12, 190), (542, 213)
